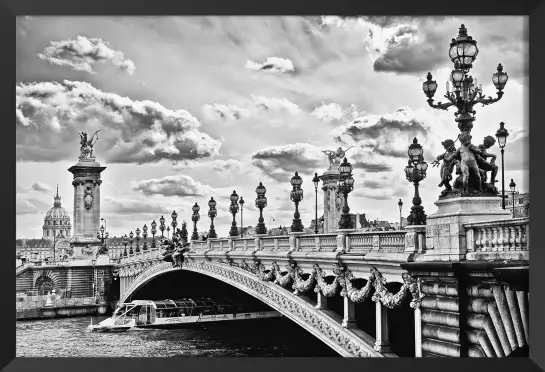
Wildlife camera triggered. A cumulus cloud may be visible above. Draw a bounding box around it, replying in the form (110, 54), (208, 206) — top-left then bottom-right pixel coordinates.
(202, 94), (303, 122)
(333, 107), (430, 158)
(102, 197), (171, 215)
(251, 143), (325, 182)
(311, 103), (361, 123)
(31, 181), (52, 193)
(16, 198), (50, 215)
(132, 175), (215, 197)
(245, 57), (295, 73)
(16, 80), (221, 163)
(38, 35), (136, 75)
(503, 130), (529, 172)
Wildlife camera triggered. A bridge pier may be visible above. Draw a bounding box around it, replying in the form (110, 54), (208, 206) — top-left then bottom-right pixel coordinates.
(342, 296), (357, 329)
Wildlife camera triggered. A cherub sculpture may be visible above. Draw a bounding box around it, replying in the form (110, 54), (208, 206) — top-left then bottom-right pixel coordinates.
(445, 133), (482, 194)
(431, 139), (457, 196)
(475, 135), (498, 191)
(322, 146), (353, 171)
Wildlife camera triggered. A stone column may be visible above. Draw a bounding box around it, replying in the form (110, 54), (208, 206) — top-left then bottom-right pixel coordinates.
(342, 296), (357, 328)
(315, 291), (328, 310)
(414, 306), (423, 357)
(374, 301), (390, 352)
(320, 170), (341, 233)
(68, 157), (106, 255)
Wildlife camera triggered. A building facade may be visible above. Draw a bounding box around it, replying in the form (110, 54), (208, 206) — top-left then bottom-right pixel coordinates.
(504, 192), (529, 218)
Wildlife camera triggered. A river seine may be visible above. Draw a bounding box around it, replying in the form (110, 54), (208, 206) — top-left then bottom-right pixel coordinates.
(17, 315), (339, 357)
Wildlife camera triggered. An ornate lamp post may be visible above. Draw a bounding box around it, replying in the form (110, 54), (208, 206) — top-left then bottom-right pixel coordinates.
(496, 122), (510, 209)
(312, 173), (320, 234)
(122, 234), (128, 257)
(509, 179), (517, 218)
(229, 190), (240, 237)
(135, 227), (141, 253)
(207, 198), (218, 239)
(290, 172), (304, 232)
(151, 220), (157, 248)
(181, 221), (188, 244)
(422, 24), (508, 136)
(96, 224), (109, 255)
(338, 158), (355, 230)
(167, 226), (170, 239)
(159, 215), (166, 239)
(255, 182), (268, 235)
(239, 197), (245, 238)
(191, 203), (200, 240)
(171, 210), (178, 236)
(142, 224), (148, 251)
(129, 231), (134, 255)
(404, 138), (428, 225)
(398, 199), (403, 230)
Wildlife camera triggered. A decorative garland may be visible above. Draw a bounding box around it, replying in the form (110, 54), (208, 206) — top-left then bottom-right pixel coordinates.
(272, 261), (293, 288)
(287, 261), (317, 294)
(313, 264), (340, 297)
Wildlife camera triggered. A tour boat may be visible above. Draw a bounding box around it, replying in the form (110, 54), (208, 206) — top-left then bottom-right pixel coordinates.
(87, 314), (136, 332)
(99, 297), (281, 329)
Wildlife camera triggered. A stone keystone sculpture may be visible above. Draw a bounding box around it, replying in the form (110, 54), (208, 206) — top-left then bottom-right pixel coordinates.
(79, 130), (101, 159)
(322, 146), (353, 171)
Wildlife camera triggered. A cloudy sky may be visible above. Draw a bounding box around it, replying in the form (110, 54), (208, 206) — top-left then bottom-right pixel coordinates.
(16, 16), (529, 239)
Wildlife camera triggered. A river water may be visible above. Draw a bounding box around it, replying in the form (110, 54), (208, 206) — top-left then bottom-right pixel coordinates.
(17, 315), (339, 357)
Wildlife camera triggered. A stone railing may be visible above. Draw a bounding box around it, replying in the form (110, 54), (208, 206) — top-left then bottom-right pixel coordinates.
(346, 231), (406, 253)
(16, 296), (98, 309)
(16, 262), (34, 275)
(464, 217), (529, 260)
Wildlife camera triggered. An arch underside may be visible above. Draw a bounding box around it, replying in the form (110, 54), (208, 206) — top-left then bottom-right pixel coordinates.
(121, 261), (383, 358)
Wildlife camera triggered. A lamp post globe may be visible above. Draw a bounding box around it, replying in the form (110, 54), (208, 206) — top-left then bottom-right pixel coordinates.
(135, 228), (141, 253)
(129, 231), (134, 255)
(159, 215), (166, 238)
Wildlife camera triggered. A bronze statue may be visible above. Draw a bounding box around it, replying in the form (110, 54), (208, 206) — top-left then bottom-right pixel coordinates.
(445, 133), (482, 194)
(475, 135), (498, 187)
(322, 146), (353, 171)
(431, 139), (457, 195)
(79, 130), (101, 159)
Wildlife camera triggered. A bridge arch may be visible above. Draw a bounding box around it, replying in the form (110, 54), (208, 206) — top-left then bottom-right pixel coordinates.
(121, 261), (384, 358)
(32, 269), (61, 294)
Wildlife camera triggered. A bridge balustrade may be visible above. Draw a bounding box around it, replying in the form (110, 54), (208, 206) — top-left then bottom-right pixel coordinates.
(464, 217), (529, 260)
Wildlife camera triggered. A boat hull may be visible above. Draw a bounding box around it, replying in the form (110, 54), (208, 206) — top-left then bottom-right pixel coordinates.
(135, 311), (282, 329)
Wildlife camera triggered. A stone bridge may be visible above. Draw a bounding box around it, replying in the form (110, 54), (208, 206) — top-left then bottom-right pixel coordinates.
(116, 215), (529, 358)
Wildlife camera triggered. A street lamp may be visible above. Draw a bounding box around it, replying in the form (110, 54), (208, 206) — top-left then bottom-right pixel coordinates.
(239, 197), (245, 238)
(192, 203), (200, 240)
(96, 224), (109, 255)
(290, 172), (304, 232)
(422, 24), (508, 135)
(151, 220), (157, 248)
(159, 215), (166, 239)
(171, 210), (178, 235)
(404, 138), (428, 225)
(312, 173), (321, 234)
(255, 182), (268, 235)
(269, 217), (275, 231)
(129, 231), (134, 255)
(167, 226), (170, 239)
(123, 234), (128, 257)
(338, 158), (355, 230)
(207, 198), (217, 239)
(398, 199), (403, 230)
(135, 227), (141, 253)
(142, 224), (148, 251)
(509, 179), (517, 218)
(496, 122), (510, 209)
(229, 190), (240, 237)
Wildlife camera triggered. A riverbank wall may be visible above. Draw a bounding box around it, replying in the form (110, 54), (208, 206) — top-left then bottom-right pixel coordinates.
(16, 296), (113, 321)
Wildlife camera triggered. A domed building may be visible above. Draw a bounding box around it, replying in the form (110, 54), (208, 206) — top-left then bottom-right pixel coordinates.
(42, 186), (71, 239)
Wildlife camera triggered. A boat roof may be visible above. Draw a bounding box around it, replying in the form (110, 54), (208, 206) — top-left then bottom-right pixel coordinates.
(122, 297), (234, 309)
